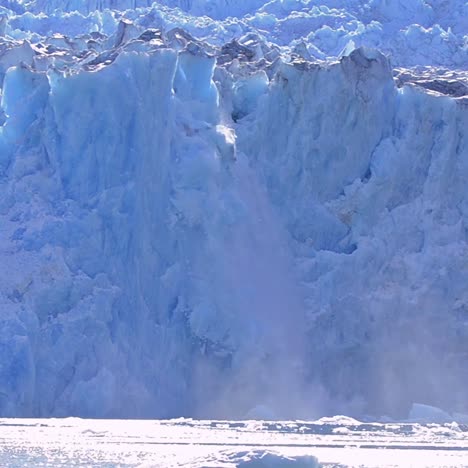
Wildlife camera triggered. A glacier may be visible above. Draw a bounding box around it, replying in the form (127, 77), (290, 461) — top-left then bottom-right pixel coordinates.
(0, 0), (467, 421)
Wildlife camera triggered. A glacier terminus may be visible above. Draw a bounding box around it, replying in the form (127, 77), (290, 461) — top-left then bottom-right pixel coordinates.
(0, 0), (467, 436)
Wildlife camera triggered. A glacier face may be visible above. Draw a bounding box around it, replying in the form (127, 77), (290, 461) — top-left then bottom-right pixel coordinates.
(0, 0), (467, 419)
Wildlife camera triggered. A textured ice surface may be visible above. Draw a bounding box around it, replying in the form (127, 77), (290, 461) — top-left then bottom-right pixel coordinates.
(0, 1), (467, 419)
(3, 0), (468, 67)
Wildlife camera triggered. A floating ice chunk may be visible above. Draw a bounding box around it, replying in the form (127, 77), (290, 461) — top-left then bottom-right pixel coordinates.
(314, 415), (361, 425)
(235, 450), (321, 468)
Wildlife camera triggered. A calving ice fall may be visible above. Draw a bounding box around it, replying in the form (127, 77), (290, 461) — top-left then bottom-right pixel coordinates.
(0, 0), (466, 426)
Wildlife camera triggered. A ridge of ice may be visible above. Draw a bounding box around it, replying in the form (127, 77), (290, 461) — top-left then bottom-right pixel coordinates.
(1, 0), (467, 67)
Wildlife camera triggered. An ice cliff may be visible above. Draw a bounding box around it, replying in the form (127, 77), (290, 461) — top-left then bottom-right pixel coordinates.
(0, 0), (467, 419)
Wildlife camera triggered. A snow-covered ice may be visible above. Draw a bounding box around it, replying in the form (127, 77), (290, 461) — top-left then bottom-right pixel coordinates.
(0, 0), (467, 424)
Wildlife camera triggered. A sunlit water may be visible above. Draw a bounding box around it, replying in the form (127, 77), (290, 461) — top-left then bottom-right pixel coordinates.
(0, 418), (467, 467)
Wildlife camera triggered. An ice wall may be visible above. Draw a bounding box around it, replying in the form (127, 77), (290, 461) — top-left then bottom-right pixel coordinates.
(0, 34), (312, 419)
(0, 0), (467, 419)
(239, 50), (468, 417)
